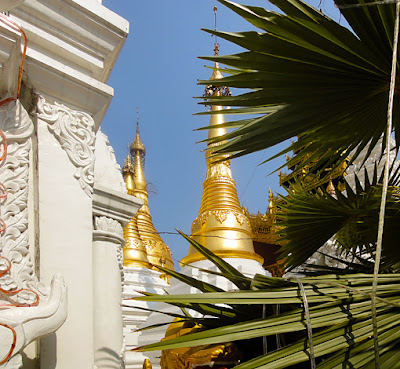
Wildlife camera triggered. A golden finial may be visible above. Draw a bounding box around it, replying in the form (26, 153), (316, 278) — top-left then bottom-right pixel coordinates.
(268, 188), (276, 215)
(213, 6), (219, 56)
(143, 358), (152, 369)
(326, 178), (336, 196)
(130, 109), (145, 158)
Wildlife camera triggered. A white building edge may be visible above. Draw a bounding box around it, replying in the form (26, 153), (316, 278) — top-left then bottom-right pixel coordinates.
(0, 1), (146, 368)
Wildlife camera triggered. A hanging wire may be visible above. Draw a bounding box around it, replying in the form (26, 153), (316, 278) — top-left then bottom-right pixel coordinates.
(336, 0), (396, 8)
(293, 277), (316, 369)
(371, 0), (400, 365)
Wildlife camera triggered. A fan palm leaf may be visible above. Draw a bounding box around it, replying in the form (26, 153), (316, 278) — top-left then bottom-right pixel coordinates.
(278, 166), (400, 269)
(198, 0), (400, 174)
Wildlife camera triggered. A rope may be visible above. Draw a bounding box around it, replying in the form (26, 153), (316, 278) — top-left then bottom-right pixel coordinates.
(371, 0), (400, 366)
(294, 277), (316, 369)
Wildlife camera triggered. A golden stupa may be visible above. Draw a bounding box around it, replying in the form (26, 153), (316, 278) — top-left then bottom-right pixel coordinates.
(181, 56), (263, 265)
(122, 122), (174, 275)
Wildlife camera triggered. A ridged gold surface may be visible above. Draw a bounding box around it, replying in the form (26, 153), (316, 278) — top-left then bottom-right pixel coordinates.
(123, 123), (174, 275)
(123, 213), (151, 268)
(181, 63), (263, 265)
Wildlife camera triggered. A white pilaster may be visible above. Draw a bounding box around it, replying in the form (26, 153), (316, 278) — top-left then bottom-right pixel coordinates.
(92, 185), (143, 369)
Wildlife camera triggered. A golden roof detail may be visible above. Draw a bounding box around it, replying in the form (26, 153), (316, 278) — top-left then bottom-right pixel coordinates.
(181, 63), (263, 265)
(122, 122), (174, 277)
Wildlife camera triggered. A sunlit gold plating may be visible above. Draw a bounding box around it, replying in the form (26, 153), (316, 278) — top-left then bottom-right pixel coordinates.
(122, 153), (151, 268)
(181, 62), (263, 266)
(126, 123), (174, 276)
(122, 154), (135, 196)
(123, 215), (151, 268)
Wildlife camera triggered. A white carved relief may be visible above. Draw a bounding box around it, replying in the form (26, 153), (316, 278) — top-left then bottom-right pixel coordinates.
(0, 100), (36, 295)
(37, 96), (95, 197)
(0, 100), (67, 368)
(94, 216), (124, 237)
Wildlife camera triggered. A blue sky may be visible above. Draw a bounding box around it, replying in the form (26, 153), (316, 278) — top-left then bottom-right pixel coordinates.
(101, 0), (343, 265)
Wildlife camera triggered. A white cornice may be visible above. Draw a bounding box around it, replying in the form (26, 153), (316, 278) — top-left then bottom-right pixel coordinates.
(93, 185), (144, 228)
(6, 0), (129, 126)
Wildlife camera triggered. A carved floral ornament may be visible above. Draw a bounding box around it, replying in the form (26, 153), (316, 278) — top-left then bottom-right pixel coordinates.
(94, 216), (124, 237)
(36, 96), (96, 197)
(192, 210), (250, 231)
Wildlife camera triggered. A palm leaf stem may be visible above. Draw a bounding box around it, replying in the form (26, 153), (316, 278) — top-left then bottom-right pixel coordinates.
(372, 1), (400, 365)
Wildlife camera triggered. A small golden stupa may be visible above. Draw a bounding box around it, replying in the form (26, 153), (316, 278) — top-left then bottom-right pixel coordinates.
(181, 50), (263, 265)
(122, 120), (174, 276)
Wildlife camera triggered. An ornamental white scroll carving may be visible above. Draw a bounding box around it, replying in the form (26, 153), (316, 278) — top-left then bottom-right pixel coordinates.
(0, 99), (67, 368)
(37, 96), (95, 197)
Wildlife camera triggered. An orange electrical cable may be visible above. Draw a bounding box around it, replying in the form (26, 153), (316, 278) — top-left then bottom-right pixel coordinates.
(0, 130), (8, 163)
(0, 17), (37, 364)
(0, 256), (40, 307)
(0, 183), (7, 200)
(0, 323), (16, 365)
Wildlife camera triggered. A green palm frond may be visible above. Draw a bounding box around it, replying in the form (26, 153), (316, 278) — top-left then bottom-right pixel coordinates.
(135, 272), (400, 368)
(198, 0), (400, 174)
(278, 165), (400, 269)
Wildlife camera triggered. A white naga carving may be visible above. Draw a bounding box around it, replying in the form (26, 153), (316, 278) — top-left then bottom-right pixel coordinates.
(37, 96), (96, 197)
(0, 100), (67, 368)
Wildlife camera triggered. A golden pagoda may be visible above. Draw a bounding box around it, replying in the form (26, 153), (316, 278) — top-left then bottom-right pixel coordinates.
(122, 122), (174, 275)
(122, 153), (151, 268)
(181, 56), (263, 265)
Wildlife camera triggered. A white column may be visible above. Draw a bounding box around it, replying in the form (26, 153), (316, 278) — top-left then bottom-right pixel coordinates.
(93, 216), (125, 368)
(92, 185), (143, 369)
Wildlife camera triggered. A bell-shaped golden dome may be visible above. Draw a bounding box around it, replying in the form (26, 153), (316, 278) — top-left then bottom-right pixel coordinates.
(181, 63), (263, 265)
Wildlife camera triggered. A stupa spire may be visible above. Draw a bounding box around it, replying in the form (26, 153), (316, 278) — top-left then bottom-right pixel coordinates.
(123, 112), (174, 276)
(181, 40), (263, 265)
(122, 139), (150, 267)
(122, 151), (135, 195)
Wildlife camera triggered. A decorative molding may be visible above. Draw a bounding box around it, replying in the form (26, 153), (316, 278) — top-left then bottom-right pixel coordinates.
(214, 210), (229, 224)
(233, 211), (246, 226)
(37, 96), (96, 197)
(94, 216), (123, 237)
(92, 185), (143, 228)
(192, 210), (251, 232)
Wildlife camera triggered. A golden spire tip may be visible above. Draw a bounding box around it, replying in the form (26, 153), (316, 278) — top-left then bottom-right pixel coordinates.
(213, 5), (219, 56)
(136, 107), (139, 134)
